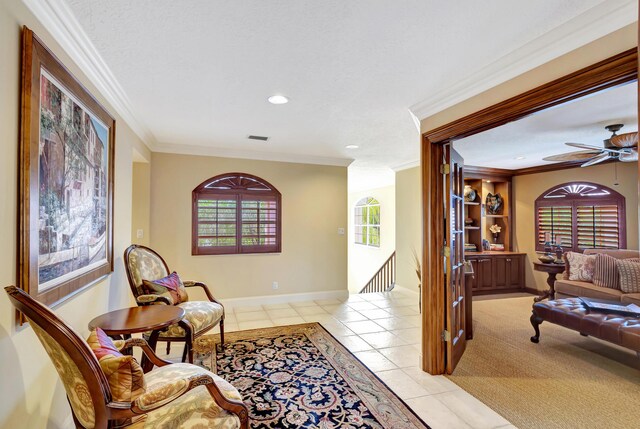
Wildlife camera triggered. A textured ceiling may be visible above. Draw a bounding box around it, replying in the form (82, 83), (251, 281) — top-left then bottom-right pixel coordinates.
(65, 0), (621, 167)
(454, 81), (638, 169)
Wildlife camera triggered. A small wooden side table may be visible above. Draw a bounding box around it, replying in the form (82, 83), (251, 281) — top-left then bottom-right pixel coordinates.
(532, 262), (565, 302)
(88, 306), (185, 371)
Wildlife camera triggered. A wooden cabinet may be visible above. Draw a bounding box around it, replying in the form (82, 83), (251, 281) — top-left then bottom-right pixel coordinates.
(467, 252), (526, 294)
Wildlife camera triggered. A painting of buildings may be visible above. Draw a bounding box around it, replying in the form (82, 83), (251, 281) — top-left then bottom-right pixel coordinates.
(38, 70), (109, 290)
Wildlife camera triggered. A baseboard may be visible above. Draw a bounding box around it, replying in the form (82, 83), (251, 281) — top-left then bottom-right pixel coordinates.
(219, 289), (349, 310)
(525, 287), (541, 296)
(392, 284), (420, 297)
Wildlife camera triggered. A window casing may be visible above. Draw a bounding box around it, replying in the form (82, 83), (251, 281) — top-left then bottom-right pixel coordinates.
(354, 197), (380, 247)
(535, 182), (626, 253)
(192, 173), (281, 255)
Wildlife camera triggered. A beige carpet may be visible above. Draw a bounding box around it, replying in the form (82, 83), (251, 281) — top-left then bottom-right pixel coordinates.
(447, 296), (640, 429)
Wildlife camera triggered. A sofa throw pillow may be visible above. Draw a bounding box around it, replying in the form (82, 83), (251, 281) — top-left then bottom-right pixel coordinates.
(593, 254), (640, 290)
(142, 271), (188, 304)
(616, 259), (640, 293)
(87, 328), (146, 402)
(565, 252), (596, 282)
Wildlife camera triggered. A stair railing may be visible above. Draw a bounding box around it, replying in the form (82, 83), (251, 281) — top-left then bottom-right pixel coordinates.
(359, 251), (396, 294)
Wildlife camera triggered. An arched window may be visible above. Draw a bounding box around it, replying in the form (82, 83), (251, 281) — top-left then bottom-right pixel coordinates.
(355, 197), (380, 247)
(535, 182), (626, 253)
(192, 173), (281, 255)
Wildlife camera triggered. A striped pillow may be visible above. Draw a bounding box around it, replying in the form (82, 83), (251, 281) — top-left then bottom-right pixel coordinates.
(616, 259), (640, 294)
(592, 254), (640, 290)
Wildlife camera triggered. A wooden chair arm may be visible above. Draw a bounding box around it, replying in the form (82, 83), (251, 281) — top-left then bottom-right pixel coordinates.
(136, 294), (173, 306)
(118, 338), (172, 367)
(129, 374), (249, 428)
(183, 281), (224, 307)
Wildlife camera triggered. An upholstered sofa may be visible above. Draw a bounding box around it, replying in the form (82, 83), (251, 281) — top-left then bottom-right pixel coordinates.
(555, 249), (640, 306)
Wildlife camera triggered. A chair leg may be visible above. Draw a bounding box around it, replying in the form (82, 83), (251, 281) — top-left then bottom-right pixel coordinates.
(177, 320), (194, 363)
(166, 342), (171, 355)
(181, 341), (188, 363)
(218, 318), (225, 352)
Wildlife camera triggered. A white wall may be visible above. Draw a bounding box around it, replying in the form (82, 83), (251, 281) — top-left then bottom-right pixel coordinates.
(348, 185), (396, 293)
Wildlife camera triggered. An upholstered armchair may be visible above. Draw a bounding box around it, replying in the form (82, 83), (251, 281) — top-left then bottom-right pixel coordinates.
(124, 245), (225, 363)
(4, 286), (248, 429)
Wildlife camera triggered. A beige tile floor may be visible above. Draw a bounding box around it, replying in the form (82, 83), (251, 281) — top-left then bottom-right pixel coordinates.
(172, 290), (516, 429)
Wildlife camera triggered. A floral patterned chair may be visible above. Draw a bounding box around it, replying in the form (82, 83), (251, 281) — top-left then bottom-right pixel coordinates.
(124, 245), (225, 363)
(4, 285), (248, 429)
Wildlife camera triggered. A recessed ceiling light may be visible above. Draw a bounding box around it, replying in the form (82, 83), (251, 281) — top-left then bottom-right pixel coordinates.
(345, 145), (359, 149)
(515, 156), (526, 160)
(268, 95), (289, 105)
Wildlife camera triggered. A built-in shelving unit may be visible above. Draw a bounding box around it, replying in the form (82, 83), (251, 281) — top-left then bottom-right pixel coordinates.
(463, 169), (526, 295)
(463, 177), (511, 252)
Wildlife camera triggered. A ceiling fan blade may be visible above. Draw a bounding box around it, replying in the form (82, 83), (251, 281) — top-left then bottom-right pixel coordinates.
(542, 150), (601, 162)
(610, 132), (638, 148)
(565, 142), (603, 151)
(620, 149), (638, 162)
(580, 153), (612, 168)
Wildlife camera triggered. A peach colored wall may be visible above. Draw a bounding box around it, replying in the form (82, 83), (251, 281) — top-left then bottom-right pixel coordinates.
(395, 167), (422, 293)
(149, 153), (348, 300)
(0, 0), (150, 427)
(131, 162), (151, 246)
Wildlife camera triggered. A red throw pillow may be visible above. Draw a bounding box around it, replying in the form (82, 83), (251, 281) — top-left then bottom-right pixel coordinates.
(142, 271), (188, 304)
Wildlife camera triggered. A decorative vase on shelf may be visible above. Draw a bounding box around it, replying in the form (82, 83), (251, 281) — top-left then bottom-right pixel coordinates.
(492, 232), (499, 243)
(486, 193), (503, 214)
(464, 185), (476, 202)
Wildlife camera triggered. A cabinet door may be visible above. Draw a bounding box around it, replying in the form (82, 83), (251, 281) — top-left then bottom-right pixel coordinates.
(468, 258), (479, 292)
(493, 257), (508, 288)
(477, 258), (493, 289)
(492, 255), (524, 289)
(506, 255), (523, 288)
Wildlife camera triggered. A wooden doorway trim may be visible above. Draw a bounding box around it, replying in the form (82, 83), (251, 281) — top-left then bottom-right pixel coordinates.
(420, 48), (638, 375)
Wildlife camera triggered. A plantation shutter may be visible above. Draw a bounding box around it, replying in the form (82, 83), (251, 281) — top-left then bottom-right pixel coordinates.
(240, 194), (279, 253)
(537, 206), (572, 247)
(192, 173), (281, 255)
(195, 194), (238, 254)
(576, 205), (620, 249)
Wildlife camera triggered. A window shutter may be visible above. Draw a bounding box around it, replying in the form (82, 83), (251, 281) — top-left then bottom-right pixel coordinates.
(240, 195), (279, 252)
(537, 206), (572, 247)
(192, 173), (282, 255)
(576, 205), (620, 249)
(195, 195), (238, 252)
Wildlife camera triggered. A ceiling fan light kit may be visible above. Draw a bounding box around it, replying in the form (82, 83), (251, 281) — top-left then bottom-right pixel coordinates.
(542, 124), (638, 167)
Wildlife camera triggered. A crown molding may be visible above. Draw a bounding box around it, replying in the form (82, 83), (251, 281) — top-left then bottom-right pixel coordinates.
(409, 0), (637, 120)
(154, 142), (354, 167)
(23, 0), (156, 148)
(391, 159), (420, 172)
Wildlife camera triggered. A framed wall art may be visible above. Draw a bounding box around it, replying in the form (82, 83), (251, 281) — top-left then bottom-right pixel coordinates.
(18, 27), (115, 311)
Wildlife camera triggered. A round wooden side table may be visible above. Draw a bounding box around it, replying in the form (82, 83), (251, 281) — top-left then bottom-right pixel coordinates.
(532, 262), (565, 302)
(88, 306), (185, 371)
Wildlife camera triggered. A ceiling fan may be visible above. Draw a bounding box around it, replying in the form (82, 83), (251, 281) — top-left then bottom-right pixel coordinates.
(543, 124), (639, 167)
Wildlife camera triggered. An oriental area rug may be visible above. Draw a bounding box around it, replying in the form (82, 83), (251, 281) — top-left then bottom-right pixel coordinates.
(193, 323), (430, 429)
(447, 296), (640, 429)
